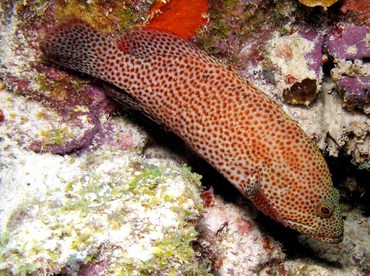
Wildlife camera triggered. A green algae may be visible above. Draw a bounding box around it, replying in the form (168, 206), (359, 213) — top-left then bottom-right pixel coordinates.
(54, 0), (147, 34)
(116, 225), (209, 275)
(37, 74), (89, 101)
(37, 127), (72, 146)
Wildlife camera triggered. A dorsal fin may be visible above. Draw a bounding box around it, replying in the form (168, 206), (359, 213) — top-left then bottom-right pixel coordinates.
(40, 17), (110, 79)
(116, 27), (205, 60)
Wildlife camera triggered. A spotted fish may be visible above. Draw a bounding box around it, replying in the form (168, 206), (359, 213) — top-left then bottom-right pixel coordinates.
(40, 18), (343, 243)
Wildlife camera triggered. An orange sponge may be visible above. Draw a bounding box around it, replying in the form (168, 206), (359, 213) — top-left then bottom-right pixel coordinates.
(146, 0), (208, 39)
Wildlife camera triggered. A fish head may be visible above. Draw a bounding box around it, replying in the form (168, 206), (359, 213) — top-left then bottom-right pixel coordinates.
(258, 164), (344, 243)
(242, 162), (344, 243)
(282, 185), (344, 243)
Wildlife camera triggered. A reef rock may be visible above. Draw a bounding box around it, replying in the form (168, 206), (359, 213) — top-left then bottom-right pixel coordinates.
(197, 189), (285, 274)
(341, 0), (370, 26)
(327, 23), (370, 114)
(326, 23), (370, 60)
(263, 25), (323, 106)
(237, 18), (370, 168)
(0, 89), (206, 275)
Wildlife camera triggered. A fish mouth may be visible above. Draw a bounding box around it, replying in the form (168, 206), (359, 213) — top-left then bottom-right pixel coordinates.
(311, 234), (343, 244)
(285, 220), (343, 244)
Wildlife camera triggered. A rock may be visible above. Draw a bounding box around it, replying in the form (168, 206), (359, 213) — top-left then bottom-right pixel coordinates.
(0, 89), (206, 274)
(240, 24), (323, 106)
(327, 23), (370, 114)
(341, 0), (370, 26)
(337, 76), (370, 113)
(326, 23), (370, 60)
(197, 189), (285, 274)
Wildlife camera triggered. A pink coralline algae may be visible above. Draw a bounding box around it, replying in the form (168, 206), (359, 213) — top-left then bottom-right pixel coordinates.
(326, 23), (370, 113)
(326, 23), (370, 60)
(299, 27), (324, 76)
(0, 2), (138, 155)
(337, 76), (370, 112)
(29, 84), (115, 154)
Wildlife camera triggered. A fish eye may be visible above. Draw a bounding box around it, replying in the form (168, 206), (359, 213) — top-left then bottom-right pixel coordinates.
(316, 203), (333, 218)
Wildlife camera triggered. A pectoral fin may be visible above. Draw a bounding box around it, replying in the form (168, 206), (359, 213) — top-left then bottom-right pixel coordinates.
(240, 171), (287, 227)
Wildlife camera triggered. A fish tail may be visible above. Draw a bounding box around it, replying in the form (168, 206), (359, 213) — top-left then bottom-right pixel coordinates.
(40, 18), (110, 79)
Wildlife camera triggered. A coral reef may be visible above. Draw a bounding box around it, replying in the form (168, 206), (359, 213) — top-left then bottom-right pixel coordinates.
(197, 187), (369, 275)
(260, 25), (324, 106)
(0, 0), (369, 275)
(0, 90), (206, 275)
(327, 23), (370, 114)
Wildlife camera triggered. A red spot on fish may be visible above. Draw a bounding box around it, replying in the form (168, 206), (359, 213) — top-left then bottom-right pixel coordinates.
(117, 42), (129, 53)
(40, 19), (344, 243)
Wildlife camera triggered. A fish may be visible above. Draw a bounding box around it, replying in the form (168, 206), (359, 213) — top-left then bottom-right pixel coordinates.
(40, 18), (344, 243)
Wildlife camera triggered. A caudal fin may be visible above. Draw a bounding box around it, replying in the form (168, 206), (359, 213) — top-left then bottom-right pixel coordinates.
(40, 18), (110, 78)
